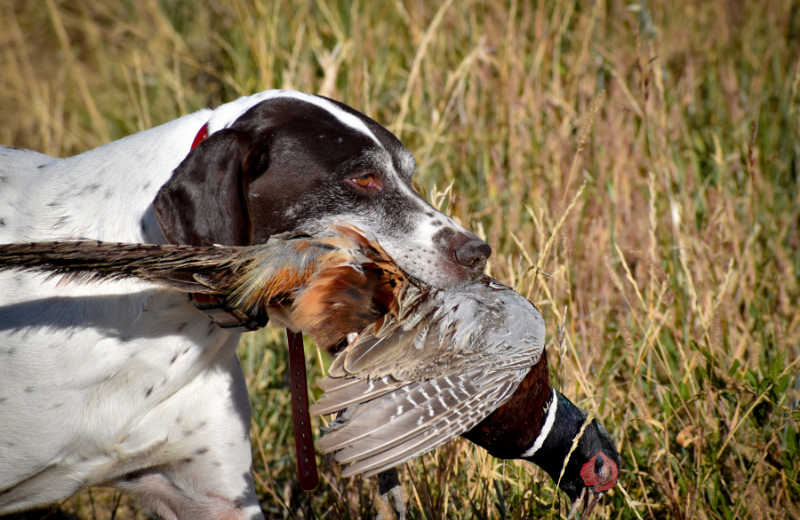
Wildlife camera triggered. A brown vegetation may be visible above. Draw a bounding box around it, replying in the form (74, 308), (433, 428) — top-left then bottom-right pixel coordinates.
(2, 0), (798, 518)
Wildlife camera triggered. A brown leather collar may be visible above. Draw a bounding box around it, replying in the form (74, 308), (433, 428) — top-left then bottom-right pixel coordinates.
(188, 293), (266, 333)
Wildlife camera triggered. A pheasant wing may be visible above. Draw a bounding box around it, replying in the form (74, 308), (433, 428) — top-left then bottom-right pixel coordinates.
(316, 365), (527, 477)
(312, 277), (547, 477)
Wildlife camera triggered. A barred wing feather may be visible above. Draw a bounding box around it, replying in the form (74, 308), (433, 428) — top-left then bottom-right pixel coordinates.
(316, 368), (525, 477)
(312, 277), (546, 478)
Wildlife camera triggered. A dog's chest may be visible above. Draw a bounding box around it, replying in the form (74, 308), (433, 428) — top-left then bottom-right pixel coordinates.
(0, 273), (236, 475)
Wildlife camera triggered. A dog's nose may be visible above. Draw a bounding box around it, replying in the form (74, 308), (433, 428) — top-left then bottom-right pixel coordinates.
(454, 239), (492, 270)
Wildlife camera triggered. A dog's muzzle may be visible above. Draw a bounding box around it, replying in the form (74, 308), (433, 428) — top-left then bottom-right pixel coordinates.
(454, 238), (492, 272)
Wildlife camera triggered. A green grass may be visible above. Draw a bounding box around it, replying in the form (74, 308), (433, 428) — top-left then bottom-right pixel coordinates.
(2, 0), (799, 518)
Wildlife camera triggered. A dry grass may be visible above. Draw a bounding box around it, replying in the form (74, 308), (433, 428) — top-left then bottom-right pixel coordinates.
(2, 0), (799, 518)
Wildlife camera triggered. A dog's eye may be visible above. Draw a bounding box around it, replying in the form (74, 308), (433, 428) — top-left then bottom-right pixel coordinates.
(352, 173), (380, 190)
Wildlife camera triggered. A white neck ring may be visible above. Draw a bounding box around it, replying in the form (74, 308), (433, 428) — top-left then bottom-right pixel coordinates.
(521, 388), (558, 458)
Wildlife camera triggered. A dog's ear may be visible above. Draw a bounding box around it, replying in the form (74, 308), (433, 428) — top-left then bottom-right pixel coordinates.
(154, 129), (268, 246)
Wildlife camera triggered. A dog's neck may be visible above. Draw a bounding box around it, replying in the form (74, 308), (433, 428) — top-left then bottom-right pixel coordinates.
(23, 111), (211, 244)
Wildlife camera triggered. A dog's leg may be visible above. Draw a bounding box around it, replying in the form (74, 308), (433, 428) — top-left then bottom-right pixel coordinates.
(115, 348), (263, 520)
(376, 468), (406, 520)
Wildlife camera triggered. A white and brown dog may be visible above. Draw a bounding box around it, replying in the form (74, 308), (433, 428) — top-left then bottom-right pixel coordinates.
(0, 90), (490, 519)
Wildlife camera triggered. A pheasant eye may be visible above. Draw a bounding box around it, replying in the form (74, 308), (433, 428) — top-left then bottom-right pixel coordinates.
(595, 454), (605, 473)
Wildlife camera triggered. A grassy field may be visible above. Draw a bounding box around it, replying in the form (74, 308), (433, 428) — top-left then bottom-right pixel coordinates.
(2, 0), (799, 518)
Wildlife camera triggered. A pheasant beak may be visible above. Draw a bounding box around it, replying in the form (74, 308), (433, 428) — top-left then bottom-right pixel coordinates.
(568, 450), (617, 519)
(566, 488), (602, 520)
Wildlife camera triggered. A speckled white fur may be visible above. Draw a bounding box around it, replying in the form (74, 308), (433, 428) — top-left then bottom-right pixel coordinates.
(0, 99), (264, 518)
(0, 90), (480, 519)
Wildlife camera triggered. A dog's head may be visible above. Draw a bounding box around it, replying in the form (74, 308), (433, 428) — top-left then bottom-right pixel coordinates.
(154, 91), (490, 289)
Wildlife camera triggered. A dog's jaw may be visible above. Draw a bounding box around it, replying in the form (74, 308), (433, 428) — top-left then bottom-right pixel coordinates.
(379, 218), (487, 288)
(295, 210), (486, 289)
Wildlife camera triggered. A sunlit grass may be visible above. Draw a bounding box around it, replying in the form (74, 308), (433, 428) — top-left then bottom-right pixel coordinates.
(2, 0), (799, 518)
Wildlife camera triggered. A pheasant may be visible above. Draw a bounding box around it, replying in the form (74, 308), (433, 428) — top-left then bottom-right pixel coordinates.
(312, 275), (619, 519)
(0, 225), (619, 519)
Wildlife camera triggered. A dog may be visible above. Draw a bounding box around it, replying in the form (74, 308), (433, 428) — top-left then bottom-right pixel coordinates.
(0, 90), (491, 519)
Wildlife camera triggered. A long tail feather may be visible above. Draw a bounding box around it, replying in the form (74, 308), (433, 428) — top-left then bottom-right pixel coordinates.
(0, 240), (242, 291)
(0, 226), (409, 351)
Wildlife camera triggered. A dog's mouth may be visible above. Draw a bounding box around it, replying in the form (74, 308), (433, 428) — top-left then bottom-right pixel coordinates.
(381, 238), (489, 289)
(380, 227), (491, 289)
(294, 219), (491, 289)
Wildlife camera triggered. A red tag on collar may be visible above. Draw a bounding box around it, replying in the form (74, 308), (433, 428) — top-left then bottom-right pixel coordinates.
(190, 123), (209, 150)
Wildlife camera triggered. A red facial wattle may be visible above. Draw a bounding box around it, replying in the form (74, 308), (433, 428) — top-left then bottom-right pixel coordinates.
(579, 451), (619, 492)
